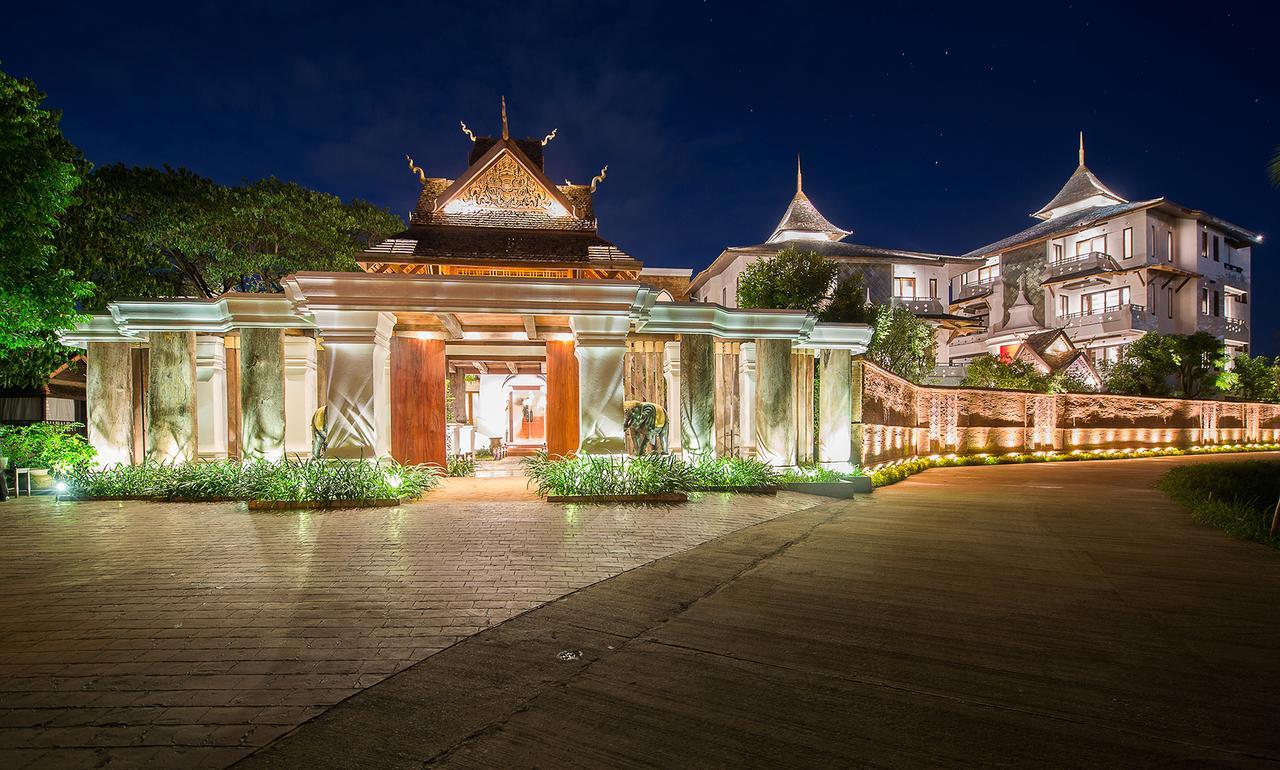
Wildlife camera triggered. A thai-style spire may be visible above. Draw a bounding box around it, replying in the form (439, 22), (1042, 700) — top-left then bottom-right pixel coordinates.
(500, 96), (509, 140)
(1031, 133), (1126, 220)
(767, 156), (851, 243)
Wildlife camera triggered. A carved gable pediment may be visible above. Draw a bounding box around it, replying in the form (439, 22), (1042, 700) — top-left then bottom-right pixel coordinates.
(456, 152), (553, 211)
(434, 142), (577, 218)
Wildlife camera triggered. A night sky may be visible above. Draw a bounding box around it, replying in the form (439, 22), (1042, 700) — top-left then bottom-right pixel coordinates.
(5, 2), (1278, 349)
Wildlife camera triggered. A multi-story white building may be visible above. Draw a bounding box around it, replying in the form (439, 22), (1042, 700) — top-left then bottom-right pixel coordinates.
(689, 161), (981, 330)
(943, 138), (1263, 370)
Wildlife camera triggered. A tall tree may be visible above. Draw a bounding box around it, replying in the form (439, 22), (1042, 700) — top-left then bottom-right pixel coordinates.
(736, 246), (839, 313)
(0, 68), (90, 388)
(865, 304), (937, 384)
(1217, 354), (1280, 403)
(1170, 331), (1226, 398)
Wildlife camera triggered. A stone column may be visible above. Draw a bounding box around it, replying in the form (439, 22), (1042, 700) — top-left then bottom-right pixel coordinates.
(571, 316), (628, 454)
(850, 358), (865, 467)
(662, 341), (682, 453)
(738, 343), (757, 458)
(448, 368), (468, 423)
(818, 349), (852, 468)
(195, 335), (228, 459)
(146, 331), (198, 464)
(86, 341), (135, 466)
(314, 311), (395, 459)
(240, 328), (286, 462)
(679, 333), (715, 458)
(283, 336), (318, 456)
(754, 338), (796, 467)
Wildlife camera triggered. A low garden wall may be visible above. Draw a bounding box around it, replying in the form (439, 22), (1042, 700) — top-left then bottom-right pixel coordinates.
(857, 361), (1280, 466)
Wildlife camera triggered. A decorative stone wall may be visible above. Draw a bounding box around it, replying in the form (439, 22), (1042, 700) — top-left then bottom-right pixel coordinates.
(679, 333), (715, 457)
(859, 361), (1280, 466)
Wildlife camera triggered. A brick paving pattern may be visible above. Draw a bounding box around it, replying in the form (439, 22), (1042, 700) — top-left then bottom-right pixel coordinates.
(0, 490), (817, 768)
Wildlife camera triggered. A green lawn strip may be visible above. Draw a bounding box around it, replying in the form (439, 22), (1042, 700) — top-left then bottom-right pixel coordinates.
(1157, 460), (1280, 549)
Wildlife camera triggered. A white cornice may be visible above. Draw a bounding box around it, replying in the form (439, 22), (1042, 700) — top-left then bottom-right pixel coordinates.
(59, 315), (144, 348)
(637, 302), (817, 340)
(282, 272), (654, 319)
(105, 294), (310, 335)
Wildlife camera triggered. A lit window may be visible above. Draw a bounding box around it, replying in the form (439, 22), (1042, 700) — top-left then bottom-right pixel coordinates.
(1083, 286), (1130, 315)
(1166, 231), (1174, 263)
(1123, 228), (1133, 259)
(1201, 288), (1209, 315)
(1201, 230), (1208, 257)
(894, 277), (917, 299)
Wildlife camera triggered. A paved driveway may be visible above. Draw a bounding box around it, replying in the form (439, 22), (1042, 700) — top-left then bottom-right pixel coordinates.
(246, 453), (1280, 767)
(0, 488), (819, 768)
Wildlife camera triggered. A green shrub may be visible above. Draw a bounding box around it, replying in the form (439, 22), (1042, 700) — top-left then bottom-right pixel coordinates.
(62, 457), (439, 502)
(0, 422), (96, 472)
(446, 455), (477, 477)
(523, 452), (696, 497)
(1158, 460), (1280, 548)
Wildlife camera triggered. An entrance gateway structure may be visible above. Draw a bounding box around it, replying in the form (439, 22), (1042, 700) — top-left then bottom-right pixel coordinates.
(63, 103), (870, 470)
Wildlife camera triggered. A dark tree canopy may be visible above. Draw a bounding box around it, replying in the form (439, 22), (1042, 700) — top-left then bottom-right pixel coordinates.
(1102, 332), (1226, 398)
(58, 165), (404, 308)
(735, 246), (839, 314)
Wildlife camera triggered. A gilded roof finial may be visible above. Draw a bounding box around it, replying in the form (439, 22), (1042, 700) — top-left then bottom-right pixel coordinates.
(590, 165), (608, 193)
(501, 95), (509, 140)
(460, 121), (476, 142)
(541, 128), (557, 146)
(405, 154), (426, 186)
(1078, 131), (1085, 167)
(796, 153), (803, 193)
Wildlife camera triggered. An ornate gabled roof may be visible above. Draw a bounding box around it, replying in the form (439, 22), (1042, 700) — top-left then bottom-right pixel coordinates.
(767, 157), (851, 243)
(1031, 134), (1127, 220)
(362, 99), (631, 272)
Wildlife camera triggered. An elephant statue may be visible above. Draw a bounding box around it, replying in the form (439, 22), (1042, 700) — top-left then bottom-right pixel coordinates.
(623, 400), (668, 456)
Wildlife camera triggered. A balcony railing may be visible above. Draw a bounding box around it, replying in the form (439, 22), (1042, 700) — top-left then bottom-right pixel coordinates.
(1046, 251), (1116, 279)
(1202, 315), (1249, 339)
(952, 277), (997, 302)
(1060, 304), (1153, 331)
(891, 297), (944, 315)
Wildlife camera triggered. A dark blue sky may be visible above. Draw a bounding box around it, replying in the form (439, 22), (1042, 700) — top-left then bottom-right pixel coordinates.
(5, 1), (1278, 349)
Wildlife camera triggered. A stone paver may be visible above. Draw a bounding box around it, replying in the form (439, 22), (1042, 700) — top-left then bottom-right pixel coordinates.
(0, 489), (820, 768)
(243, 453), (1280, 767)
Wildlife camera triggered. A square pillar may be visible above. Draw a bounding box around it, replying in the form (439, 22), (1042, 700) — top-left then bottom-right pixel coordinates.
(390, 335), (447, 468)
(546, 339), (580, 458)
(571, 316), (628, 454)
(738, 343), (756, 458)
(86, 341), (135, 466)
(240, 328), (286, 462)
(818, 349), (853, 468)
(314, 311), (396, 460)
(448, 368), (468, 423)
(851, 358), (865, 466)
(146, 331), (198, 464)
(195, 335), (228, 459)
(679, 333), (715, 458)
(284, 336), (318, 456)
(662, 341), (682, 453)
(754, 337), (796, 467)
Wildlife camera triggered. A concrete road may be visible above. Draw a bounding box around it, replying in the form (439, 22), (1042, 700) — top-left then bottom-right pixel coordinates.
(243, 453), (1280, 768)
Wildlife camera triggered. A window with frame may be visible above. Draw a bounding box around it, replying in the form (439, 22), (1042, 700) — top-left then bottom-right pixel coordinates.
(929, 277), (938, 298)
(1167, 287), (1174, 319)
(1201, 230), (1208, 257)
(1151, 225), (1157, 258)
(1083, 286), (1130, 315)
(1213, 290), (1222, 317)
(1166, 231), (1174, 263)
(1213, 236), (1221, 262)
(1201, 287), (1210, 315)
(1123, 228), (1133, 259)
(976, 264), (999, 283)
(1060, 295), (1069, 317)
(894, 277), (917, 299)
(1053, 243), (1064, 262)
(1074, 234), (1106, 256)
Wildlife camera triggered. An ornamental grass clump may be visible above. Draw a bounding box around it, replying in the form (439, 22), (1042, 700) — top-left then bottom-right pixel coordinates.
(63, 457), (439, 502)
(777, 464), (865, 484)
(446, 455), (477, 477)
(687, 455), (780, 488)
(523, 452), (696, 497)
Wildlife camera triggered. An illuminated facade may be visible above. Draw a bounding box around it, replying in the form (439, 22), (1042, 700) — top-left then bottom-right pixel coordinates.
(64, 105), (870, 469)
(942, 136), (1261, 371)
